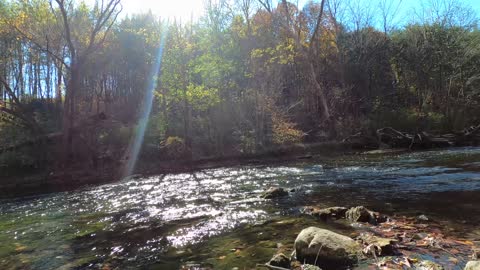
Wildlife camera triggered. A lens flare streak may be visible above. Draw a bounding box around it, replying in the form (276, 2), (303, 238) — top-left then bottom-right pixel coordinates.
(123, 25), (169, 177)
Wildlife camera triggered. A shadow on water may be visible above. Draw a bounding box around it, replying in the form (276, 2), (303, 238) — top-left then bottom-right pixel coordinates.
(1, 147), (480, 269)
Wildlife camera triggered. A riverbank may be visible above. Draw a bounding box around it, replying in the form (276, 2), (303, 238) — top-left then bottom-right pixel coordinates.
(4, 122), (480, 199)
(0, 141), (357, 198)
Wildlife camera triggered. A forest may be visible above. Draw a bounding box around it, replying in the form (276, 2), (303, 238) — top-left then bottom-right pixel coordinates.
(0, 0), (480, 183)
(2, 1), (480, 270)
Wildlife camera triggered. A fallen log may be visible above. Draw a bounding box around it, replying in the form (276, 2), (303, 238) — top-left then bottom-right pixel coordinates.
(376, 124), (480, 149)
(376, 127), (413, 148)
(342, 132), (380, 149)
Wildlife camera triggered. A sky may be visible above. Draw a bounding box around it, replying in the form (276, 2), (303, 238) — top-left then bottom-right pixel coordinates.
(117, 0), (205, 21)
(86, 0), (480, 25)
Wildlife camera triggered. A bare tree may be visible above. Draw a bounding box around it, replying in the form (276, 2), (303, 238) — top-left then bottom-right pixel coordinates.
(412, 0), (477, 28)
(257, 0), (273, 13)
(50, 0), (122, 164)
(345, 0), (375, 31)
(378, 0), (403, 34)
(238, 0), (257, 33)
(325, 0), (347, 27)
(259, 0), (331, 121)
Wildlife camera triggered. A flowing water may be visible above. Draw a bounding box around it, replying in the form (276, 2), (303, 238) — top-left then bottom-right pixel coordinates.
(1, 147), (480, 269)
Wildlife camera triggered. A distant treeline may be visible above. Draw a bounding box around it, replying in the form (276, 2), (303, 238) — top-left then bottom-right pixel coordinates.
(0, 0), (479, 173)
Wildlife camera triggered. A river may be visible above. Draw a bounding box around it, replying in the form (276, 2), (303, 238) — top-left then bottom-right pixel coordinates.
(1, 147), (480, 269)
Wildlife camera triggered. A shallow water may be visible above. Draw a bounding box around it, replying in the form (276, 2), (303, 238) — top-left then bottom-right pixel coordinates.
(1, 147), (480, 269)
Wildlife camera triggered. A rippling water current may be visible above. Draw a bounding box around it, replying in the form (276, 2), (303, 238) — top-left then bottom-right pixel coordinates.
(1, 147), (480, 269)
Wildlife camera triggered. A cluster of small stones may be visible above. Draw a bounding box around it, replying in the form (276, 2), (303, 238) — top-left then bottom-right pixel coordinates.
(263, 203), (479, 270)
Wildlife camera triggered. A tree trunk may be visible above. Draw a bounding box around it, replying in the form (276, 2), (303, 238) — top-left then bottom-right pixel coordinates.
(308, 61), (330, 119)
(62, 63), (80, 164)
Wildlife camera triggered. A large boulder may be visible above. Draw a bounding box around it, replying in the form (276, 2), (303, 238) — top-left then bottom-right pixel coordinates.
(465, 261), (480, 270)
(345, 206), (386, 225)
(262, 187), (288, 199)
(294, 227), (362, 269)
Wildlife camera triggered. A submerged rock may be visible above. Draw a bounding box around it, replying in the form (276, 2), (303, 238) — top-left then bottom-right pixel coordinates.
(358, 234), (397, 255)
(345, 206), (386, 225)
(415, 260), (444, 270)
(302, 206), (348, 220)
(302, 205), (388, 225)
(413, 232), (428, 240)
(416, 214), (429, 221)
(345, 206), (371, 223)
(294, 227), (362, 268)
(302, 264), (322, 270)
(465, 261), (480, 270)
(262, 187), (288, 199)
(268, 253), (290, 268)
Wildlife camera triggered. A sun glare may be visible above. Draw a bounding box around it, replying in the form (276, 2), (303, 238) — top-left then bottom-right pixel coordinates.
(121, 0), (205, 21)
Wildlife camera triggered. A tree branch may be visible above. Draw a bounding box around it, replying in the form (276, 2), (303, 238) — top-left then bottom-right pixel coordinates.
(54, 0), (76, 62)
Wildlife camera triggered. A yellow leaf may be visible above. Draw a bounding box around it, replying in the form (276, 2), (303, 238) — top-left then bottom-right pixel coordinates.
(448, 257), (459, 264)
(455, 240), (474, 246)
(15, 245), (27, 252)
(408, 258), (419, 263)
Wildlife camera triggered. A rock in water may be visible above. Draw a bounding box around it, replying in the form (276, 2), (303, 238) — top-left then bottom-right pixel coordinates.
(345, 206), (372, 223)
(358, 234), (397, 255)
(416, 214), (429, 221)
(465, 261), (480, 270)
(303, 265), (322, 270)
(302, 206), (348, 220)
(262, 187), (288, 199)
(345, 206), (386, 225)
(268, 253), (290, 268)
(415, 260), (444, 270)
(294, 227), (362, 269)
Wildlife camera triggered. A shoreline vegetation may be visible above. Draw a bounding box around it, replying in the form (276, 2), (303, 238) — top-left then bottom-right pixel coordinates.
(1, 132), (478, 198)
(2, 140), (354, 198)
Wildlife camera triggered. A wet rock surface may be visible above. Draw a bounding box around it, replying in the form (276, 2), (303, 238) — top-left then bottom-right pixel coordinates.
(358, 234), (397, 255)
(268, 253), (291, 268)
(345, 206), (385, 225)
(262, 187), (289, 199)
(301, 264), (322, 270)
(304, 205), (387, 225)
(416, 214), (429, 222)
(415, 260), (444, 270)
(302, 206), (348, 220)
